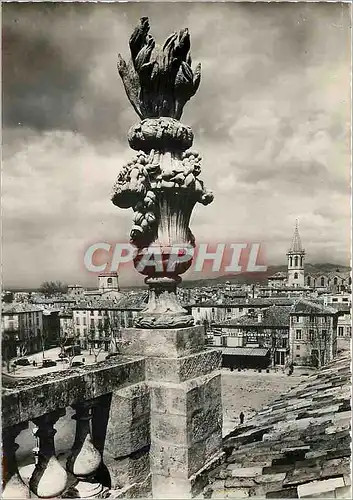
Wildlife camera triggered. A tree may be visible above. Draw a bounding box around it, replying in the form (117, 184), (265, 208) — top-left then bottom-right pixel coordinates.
(2, 330), (29, 373)
(3, 292), (14, 304)
(39, 281), (68, 297)
(58, 322), (80, 368)
(307, 315), (331, 368)
(87, 314), (122, 362)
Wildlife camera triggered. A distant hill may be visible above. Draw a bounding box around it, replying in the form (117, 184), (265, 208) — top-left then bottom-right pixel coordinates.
(181, 263), (351, 288)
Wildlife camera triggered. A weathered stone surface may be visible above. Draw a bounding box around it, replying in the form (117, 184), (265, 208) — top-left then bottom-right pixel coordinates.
(109, 473), (152, 498)
(119, 326), (204, 358)
(150, 372), (222, 416)
(146, 349), (221, 383)
(104, 449), (150, 489)
(1, 391), (20, 428)
(297, 477), (345, 497)
(2, 357), (145, 426)
(152, 474), (195, 499)
(150, 437), (206, 478)
(230, 466), (264, 478)
(105, 383), (150, 458)
(224, 477), (256, 488)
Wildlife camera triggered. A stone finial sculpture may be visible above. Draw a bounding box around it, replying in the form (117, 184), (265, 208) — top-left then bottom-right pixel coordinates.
(112, 18), (213, 328)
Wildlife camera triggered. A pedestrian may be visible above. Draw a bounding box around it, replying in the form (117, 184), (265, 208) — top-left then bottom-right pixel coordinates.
(239, 411), (245, 425)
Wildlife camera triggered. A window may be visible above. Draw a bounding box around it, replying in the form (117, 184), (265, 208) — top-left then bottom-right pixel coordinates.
(338, 327), (344, 337)
(76, 317), (80, 325)
(226, 308), (231, 313)
(322, 330), (327, 339)
(239, 307), (243, 313)
(309, 330), (314, 341)
(295, 329), (302, 340)
(197, 308), (200, 313)
(107, 278), (113, 285)
(307, 277), (311, 286)
(90, 319), (94, 327)
(211, 308), (215, 313)
(334, 278), (338, 285)
(296, 345), (300, 350)
(76, 328), (80, 334)
(348, 327), (352, 337)
(294, 256), (298, 267)
(296, 354), (300, 358)
(342, 298), (349, 302)
(321, 277), (325, 287)
(294, 272), (298, 279)
(332, 298), (338, 302)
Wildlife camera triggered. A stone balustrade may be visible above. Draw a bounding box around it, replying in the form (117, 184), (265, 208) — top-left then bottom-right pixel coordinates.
(2, 330), (223, 499)
(2, 356), (148, 499)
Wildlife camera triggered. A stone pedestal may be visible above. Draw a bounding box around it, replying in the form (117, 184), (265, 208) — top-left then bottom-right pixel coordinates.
(119, 326), (223, 498)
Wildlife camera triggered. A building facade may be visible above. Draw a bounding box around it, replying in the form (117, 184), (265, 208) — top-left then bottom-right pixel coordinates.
(289, 299), (338, 368)
(1, 304), (44, 359)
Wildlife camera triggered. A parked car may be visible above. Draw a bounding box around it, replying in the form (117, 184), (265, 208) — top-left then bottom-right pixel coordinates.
(14, 358), (30, 366)
(42, 359), (57, 368)
(105, 353), (119, 359)
(71, 361), (84, 367)
(64, 345), (81, 357)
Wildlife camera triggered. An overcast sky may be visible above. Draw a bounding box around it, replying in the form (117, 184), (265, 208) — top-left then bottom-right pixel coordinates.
(2, 2), (351, 288)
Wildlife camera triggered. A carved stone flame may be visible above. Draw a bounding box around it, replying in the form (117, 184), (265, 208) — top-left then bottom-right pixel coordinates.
(112, 18), (213, 328)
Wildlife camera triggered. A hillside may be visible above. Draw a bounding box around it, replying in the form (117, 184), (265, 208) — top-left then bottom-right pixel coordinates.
(181, 263), (350, 288)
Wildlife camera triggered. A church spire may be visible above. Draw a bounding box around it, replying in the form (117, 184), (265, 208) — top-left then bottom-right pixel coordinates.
(289, 219), (304, 253)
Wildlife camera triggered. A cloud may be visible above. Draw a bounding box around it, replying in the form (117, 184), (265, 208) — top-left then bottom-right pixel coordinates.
(2, 2), (351, 288)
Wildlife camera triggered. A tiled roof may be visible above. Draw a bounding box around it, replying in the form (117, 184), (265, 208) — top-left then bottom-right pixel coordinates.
(72, 291), (148, 311)
(1, 303), (43, 314)
(291, 299), (338, 315)
(329, 303), (351, 313)
(268, 272), (287, 279)
(33, 295), (76, 304)
(203, 354), (351, 499)
(193, 298), (295, 308)
(225, 306), (292, 328)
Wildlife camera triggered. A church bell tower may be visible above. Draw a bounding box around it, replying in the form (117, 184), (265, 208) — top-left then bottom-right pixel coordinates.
(287, 220), (305, 287)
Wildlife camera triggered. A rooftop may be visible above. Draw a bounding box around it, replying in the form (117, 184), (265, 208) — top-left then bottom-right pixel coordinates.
(291, 298), (338, 316)
(203, 353), (351, 498)
(1, 303), (44, 315)
(288, 220), (305, 254)
(219, 305), (292, 328)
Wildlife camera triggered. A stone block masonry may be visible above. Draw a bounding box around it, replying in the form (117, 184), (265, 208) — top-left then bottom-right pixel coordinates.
(120, 326), (222, 498)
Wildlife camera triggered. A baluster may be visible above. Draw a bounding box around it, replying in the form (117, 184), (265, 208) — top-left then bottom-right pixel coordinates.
(66, 400), (106, 498)
(29, 409), (68, 498)
(2, 422), (30, 499)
